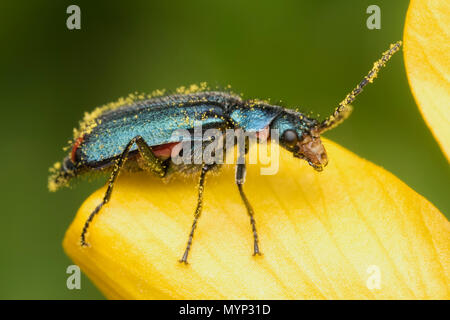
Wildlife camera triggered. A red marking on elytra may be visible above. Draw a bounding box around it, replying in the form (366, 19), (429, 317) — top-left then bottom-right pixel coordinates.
(71, 136), (84, 162)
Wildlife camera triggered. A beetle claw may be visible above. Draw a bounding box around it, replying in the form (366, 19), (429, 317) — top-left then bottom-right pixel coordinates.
(80, 239), (90, 248)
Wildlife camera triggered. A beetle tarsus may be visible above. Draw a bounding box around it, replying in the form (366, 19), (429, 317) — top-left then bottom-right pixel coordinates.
(253, 237), (261, 256)
(80, 202), (104, 247)
(179, 250), (190, 264)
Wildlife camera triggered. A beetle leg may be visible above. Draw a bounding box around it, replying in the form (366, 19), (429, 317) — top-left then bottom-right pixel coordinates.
(235, 131), (261, 256)
(135, 136), (168, 177)
(80, 135), (166, 247)
(236, 162), (261, 256)
(179, 163), (212, 264)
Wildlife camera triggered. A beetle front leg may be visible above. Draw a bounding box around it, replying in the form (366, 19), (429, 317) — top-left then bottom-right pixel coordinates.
(236, 162), (261, 256)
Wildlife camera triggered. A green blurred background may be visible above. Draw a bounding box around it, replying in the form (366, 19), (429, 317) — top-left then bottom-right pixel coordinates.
(0, 0), (448, 299)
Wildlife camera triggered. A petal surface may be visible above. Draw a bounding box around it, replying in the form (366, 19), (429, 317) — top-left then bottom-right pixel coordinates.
(404, 0), (450, 160)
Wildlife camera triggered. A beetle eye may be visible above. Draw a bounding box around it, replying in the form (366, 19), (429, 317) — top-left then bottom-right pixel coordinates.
(282, 129), (298, 145)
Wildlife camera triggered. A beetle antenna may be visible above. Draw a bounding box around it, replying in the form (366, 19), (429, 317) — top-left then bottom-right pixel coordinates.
(319, 41), (402, 133)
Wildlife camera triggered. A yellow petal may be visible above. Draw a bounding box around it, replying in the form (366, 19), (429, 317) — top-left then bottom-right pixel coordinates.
(404, 0), (450, 160)
(63, 139), (450, 299)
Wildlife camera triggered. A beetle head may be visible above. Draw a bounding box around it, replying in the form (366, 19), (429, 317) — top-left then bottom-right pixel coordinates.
(275, 41), (402, 171)
(271, 111), (328, 171)
(292, 127), (328, 171)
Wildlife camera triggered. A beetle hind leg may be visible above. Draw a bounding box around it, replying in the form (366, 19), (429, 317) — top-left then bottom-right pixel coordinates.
(80, 140), (132, 247)
(80, 135), (167, 247)
(135, 136), (168, 177)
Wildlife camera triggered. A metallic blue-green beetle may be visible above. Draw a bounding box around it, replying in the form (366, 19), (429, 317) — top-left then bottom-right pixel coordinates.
(49, 42), (401, 263)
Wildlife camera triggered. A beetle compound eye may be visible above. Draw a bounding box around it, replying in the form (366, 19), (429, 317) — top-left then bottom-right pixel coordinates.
(282, 129), (298, 146)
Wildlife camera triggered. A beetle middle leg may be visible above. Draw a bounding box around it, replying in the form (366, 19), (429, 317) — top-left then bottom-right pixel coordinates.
(179, 163), (212, 264)
(80, 135), (167, 247)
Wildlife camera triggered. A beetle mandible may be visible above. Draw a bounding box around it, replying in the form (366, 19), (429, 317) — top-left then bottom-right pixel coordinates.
(49, 42), (401, 263)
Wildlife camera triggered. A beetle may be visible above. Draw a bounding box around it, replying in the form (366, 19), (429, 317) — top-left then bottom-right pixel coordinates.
(49, 41), (401, 263)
